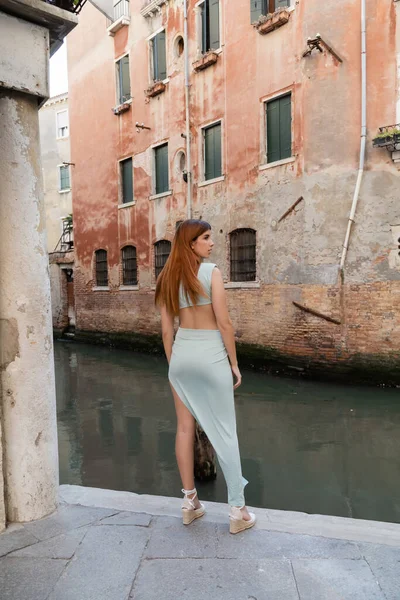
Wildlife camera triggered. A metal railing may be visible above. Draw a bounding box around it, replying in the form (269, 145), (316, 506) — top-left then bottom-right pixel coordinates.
(43, 0), (87, 14)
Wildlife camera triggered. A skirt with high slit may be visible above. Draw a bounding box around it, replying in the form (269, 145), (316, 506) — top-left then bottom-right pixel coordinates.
(168, 327), (248, 507)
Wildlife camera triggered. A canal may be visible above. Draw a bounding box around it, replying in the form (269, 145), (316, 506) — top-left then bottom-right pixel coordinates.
(55, 340), (400, 524)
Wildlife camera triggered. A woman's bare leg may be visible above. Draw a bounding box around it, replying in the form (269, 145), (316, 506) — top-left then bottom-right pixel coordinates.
(170, 384), (201, 509)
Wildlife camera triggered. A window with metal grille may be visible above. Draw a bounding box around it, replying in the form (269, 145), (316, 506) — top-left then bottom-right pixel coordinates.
(122, 245), (138, 285)
(59, 165), (70, 191)
(154, 143), (169, 195)
(154, 240), (171, 279)
(200, 0), (220, 53)
(250, 0), (290, 22)
(266, 93), (292, 164)
(116, 54), (131, 104)
(151, 30), (167, 81)
(95, 249), (108, 286)
(230, 229), (256, 282)
(56, 110), (69, 138)
(120, 158), (133, 204)
(204, 122), (222, 181)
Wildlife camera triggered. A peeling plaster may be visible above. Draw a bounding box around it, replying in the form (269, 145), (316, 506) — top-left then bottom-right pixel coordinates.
(0, 319), (20, 370)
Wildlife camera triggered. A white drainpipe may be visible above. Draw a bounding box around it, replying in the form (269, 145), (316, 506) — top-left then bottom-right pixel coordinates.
(339, 0), (367, 274)
(183, 0), (192, 219)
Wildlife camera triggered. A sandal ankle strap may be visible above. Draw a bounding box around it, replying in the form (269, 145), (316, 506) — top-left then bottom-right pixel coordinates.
(182, 488), (197, 497)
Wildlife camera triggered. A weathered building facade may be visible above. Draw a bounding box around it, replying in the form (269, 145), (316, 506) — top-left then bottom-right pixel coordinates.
(39, 92), (75, 333)
(67, 0), (400, 379)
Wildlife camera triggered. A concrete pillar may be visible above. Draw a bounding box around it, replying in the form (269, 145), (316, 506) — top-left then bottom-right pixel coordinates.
(0, 2), (77, 525)
(0, 90), (59, 522)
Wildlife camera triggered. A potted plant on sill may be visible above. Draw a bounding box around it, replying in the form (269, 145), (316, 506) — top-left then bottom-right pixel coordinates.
(253, 8), (291, 35)
(193, 50), (219, 72)
(372, 127), (400, 149)
(146, 80), (167, 98)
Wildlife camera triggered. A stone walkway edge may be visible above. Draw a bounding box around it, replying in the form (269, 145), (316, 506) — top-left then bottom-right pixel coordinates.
(59, 484), (400, 547)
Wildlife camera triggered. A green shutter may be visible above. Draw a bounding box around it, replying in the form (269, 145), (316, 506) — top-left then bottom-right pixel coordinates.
(201, 1), (207, 53)
(121, 158), (133, 204)
(156, 144), (169, 194)
(153, 31), (166, 81)
(209, 0), (220, 50)
(267, 94), (291, 163)
(266, 99), (281, 164)
(275, 0), (290, 8)
(250, 0), (266, 22)
(204, 123), (222, 180)
(279, 94), (292, 159)
(120, 55), (131, 103)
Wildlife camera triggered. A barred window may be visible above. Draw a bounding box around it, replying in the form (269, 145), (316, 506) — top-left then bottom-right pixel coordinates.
(154, 240), (171, 279)
(95, 249), (108, 286)
(230, 229), (256, 282)
(122, 245), (138, 285)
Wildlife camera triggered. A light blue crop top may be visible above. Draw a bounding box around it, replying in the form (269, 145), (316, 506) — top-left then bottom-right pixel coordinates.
(179, 262), (216, 309)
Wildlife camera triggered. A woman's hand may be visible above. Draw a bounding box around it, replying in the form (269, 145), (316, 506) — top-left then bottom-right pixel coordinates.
(231, 365), (242, 390)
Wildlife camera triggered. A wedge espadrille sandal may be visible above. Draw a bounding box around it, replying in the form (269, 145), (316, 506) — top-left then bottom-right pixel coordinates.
(229, 506), (256, 534)
(181, 488), (206, 525)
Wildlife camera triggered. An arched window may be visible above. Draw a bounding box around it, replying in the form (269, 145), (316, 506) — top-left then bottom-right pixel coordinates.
(95, 249), (108, 286)
(229, 229), (256, 282)
(154, 240), (171, 279)
(121, 245), (138, 286)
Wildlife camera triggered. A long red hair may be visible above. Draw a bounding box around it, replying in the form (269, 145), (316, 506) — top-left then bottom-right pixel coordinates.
(155, 219), (211, 316)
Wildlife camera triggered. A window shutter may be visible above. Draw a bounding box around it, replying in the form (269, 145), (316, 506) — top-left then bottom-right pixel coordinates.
(156, 144), (169, 194)
(121, 158), (133, 204)
(209, 0), (220, 50)
(250, 0), (265, 22)
(204, 124), (222, 181)
(279, 94), (292, 159)
(155, 31), (167, 81)
(120, 55), (131, 103)
(266, 99), (281, 164)
(275, 0), (290, 9)
(201, 1), (208, 53)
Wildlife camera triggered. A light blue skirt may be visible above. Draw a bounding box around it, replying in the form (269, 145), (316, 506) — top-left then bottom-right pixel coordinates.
(169, 327), (248, 507)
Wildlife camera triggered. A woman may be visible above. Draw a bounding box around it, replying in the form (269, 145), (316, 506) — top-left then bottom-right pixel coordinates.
(155, 219), (255, 534)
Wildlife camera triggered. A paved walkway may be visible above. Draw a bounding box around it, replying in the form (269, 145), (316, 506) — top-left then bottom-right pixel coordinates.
(1, 485), (400, 600)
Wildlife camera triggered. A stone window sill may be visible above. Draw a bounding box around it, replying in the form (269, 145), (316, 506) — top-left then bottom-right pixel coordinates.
(92, 286), (110, 291)
(224, 281), (261, 289)
(59, 188), (71, 194)
(118, 201), (136, 209)
(193, 51), (219, 72)
(149, 190), (172, 200)
(146, 80), (168, 98)
(259, 156), (295, 171)
(119, 285), (139, 291)
(198, 175), (225, 188)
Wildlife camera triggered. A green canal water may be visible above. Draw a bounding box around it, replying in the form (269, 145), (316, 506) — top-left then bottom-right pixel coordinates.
(55, 340), (400, 524)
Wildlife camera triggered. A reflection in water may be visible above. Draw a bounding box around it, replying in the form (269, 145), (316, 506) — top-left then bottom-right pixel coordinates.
(55, 340), (400, 523)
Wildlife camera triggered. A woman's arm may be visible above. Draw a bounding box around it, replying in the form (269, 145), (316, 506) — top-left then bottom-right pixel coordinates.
(211, 268), (241, 388)
(161, 304), (175, 364)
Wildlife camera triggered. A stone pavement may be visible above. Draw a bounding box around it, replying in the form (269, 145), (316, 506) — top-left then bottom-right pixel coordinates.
(1, 485), (400, 600)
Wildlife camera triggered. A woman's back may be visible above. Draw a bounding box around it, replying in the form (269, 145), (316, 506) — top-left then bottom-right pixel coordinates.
(179, 262), (218, 330)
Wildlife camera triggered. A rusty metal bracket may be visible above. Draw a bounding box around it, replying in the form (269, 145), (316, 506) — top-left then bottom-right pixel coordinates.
(278, 196), (304, 223)
(293, 301), (341, 325)
(302, 34), (343, 63)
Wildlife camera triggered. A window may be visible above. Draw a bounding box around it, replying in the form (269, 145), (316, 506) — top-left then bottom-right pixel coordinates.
(230, 229), (256, 282)
(200, 0), (220, 53)
(154, 240), (171, 279)
(266, 93), (292, 163)
(154, 144), (169, 195)
(250, 0), (290, 21)
(120, 158), (133, 204)
(59, 165), (70, 191)
(204, 122), (222, 181)
(95, 249), (108, 286)
(56, 110), (69, 138)
(122, 245), (138, 285)
(116, 54), (131, 104)
(151, 30), (167, 81)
